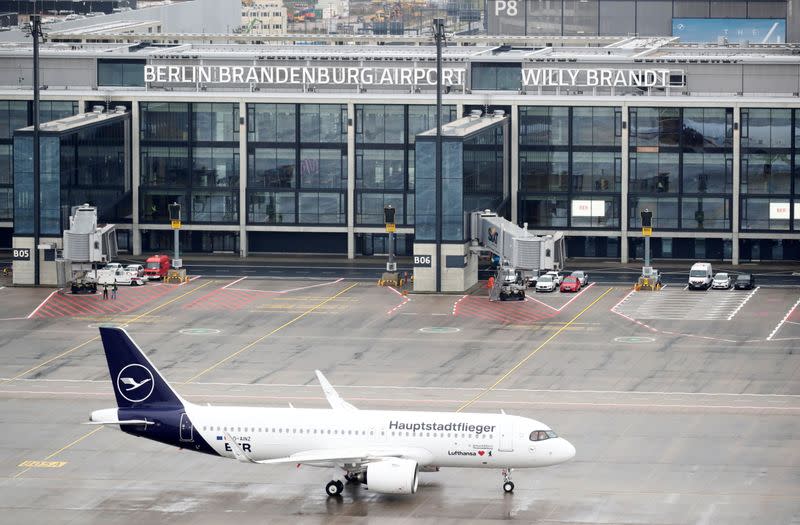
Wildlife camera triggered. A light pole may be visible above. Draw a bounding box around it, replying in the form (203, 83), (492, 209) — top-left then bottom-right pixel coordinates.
(432, 17), (445, 293)
(168, 202), (182, 268)
(26, 15), (44, 286)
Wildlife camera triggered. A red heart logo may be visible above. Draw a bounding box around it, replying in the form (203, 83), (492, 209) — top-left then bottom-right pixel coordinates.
(478, 450), (485, 456)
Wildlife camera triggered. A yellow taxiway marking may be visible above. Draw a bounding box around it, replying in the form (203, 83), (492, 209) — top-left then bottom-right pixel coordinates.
(1, 280), (213, 385)
(456, 288), (613, 412)
(14, 426), (104, 478)
(183, 282), (358, 384)
(17, 460), (67, 469)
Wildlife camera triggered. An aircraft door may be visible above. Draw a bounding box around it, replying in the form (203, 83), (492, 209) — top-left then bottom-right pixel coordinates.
(179, 413), (194, 442)
(499, 424), (513, 452)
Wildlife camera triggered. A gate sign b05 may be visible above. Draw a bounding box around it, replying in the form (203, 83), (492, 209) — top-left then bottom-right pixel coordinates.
(13, 248), (31, 261)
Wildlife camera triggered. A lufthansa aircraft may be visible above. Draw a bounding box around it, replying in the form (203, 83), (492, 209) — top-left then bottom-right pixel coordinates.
(91, 327), (576, 496)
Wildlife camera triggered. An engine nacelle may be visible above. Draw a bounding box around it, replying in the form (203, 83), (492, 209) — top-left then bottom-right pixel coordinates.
(365, 458), (419, 494)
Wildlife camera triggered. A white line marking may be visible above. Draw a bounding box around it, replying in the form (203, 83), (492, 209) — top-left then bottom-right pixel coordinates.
(767, 296), (800, 341)
(0, 317), (27, 321)
(222, 276), (247, 290)
(526, 282), (596, 312)
(0, 286), (5, 291)
(5, 376), (800, 397)
(386, 286), (410, 316)
(1, 389), (796, 411)
(726, 286), (759, 321)
(26, 290), (58, 319)
(452, 294), (468, 316)
(227, 278), (345, 295)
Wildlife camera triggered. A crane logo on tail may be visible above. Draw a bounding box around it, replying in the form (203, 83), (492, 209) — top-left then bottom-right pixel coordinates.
(116, 364), (155, 403)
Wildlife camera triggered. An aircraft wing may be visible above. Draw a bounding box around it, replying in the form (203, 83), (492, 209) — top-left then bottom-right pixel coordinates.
(315, 370), (358, 411)
(254, 446), (434, 468)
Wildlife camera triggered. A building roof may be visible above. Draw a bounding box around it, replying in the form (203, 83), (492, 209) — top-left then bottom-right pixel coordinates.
(417, 111), (508, 138)
(16, 108), (128, 134)
(2, 36), (800, 63)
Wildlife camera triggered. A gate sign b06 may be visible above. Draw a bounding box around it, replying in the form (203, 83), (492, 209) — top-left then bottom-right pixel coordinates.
(414, 255), (432, 267)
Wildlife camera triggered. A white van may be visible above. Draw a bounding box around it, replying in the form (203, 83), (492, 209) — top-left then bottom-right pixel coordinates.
(688, 262), (713, 290)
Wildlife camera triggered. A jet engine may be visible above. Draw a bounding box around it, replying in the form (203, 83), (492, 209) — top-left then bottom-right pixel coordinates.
(364, 458), (419, 494)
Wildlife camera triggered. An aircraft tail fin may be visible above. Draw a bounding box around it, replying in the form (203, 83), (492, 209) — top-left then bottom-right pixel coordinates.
(99, 327), (184, 409)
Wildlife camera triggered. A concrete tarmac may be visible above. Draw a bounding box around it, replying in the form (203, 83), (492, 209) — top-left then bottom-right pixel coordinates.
(0, 278), (798, 524)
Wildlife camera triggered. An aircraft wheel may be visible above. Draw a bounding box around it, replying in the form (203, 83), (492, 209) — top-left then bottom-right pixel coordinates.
(326, 480), (343, 497)
(503, 481), (515, 493)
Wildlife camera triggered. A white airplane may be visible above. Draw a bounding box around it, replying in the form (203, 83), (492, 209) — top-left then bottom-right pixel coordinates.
(90, 327), (576, 497)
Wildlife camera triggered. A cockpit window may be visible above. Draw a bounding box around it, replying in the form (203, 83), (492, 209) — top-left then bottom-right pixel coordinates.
(529, 430), (558, 441)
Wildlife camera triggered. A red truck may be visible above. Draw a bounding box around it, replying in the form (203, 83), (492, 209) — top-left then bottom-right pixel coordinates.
(144, 254), (171, 280)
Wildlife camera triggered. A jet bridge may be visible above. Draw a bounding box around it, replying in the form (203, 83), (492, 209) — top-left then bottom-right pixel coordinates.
(470, 211), (565, 273)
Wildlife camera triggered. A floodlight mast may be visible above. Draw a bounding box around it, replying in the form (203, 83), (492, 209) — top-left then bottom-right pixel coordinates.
(433, 18), (445, 293)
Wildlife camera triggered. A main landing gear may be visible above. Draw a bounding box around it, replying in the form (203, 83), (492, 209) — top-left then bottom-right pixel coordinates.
(326, 479), (344, 496)
(501, 468), (515, 493)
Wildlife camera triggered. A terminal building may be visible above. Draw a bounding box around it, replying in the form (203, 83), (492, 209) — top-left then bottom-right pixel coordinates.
(1, 35), (800, 266)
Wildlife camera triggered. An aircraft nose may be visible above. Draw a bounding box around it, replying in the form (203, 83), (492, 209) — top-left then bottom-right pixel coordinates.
(559, 438), (576, 462)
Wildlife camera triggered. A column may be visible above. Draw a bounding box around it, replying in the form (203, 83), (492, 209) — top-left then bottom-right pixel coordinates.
(347, 102), (356, 259)
(239, 101), (248, 258)
(732, 105), (741, 265)
(131, 99), (142, 256)
(620, 103), (629, 264)
(510, 103), (519, 224)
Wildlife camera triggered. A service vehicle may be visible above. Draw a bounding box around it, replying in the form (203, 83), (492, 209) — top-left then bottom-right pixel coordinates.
(559, 275), (581, 293)
(125, 264), (145, 278)
(688, 262), (714, 290)
(496, 265), (526, 301)
(91, 328), (576, 498)
(535, 274), (557, 292)
(570, 270), (588, 286)
(144, 254), (171, 280)
(734, 273), (756, 290)
(92, 266), (145, 286)
(711, 272), (731, 289)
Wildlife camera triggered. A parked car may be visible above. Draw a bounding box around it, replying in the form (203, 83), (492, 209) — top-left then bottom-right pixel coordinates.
(125, 264), (145, 278)
(688, 262), (713, 290)
(544, 271), (563, 286)
(734, 273), (755, 290)
(570, 270), (588, 286)
(711, 272), (731, 289)
(560, 275), (581, 293)
(535, 274), (557, 292)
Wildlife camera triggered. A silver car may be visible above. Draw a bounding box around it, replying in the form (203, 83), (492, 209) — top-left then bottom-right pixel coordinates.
(711, 272), (731, 289)
(570, 270), (588, 286)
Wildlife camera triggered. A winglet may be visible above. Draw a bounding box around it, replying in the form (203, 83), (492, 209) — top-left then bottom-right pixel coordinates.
(315, 370), (358, 411)
(224, 432), (254, 463)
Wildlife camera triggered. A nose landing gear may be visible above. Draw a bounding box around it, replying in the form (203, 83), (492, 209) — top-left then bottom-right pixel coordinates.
(326, 479), (344, 496)
(501, 468), (514, 493)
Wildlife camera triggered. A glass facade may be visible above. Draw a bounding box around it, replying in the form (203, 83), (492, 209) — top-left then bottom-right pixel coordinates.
(247, 103), (346, 225)
(2, 94), (798, 261)
(471, 63), (522, 91)
(740, 108), (798, 232)
(1, 100), (77, 221)
(415, 118), (506, 243)
(97, 59), (146, 88)
(13, 115), (129, 235)
(629, 107), (733, 231)
(355, 105), (455, 227)
(519, 106), (622, 229)
(141, 102), (239, 224)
